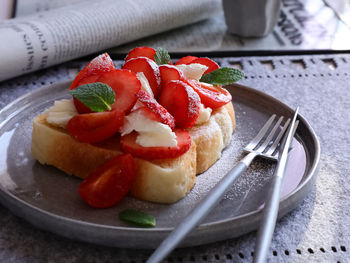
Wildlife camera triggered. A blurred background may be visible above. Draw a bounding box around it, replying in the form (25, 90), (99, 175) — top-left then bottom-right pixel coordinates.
(1, 0), (350, 54)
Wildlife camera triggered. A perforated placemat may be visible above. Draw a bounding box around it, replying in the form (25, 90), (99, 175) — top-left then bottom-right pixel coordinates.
(0, 53), (349, 262)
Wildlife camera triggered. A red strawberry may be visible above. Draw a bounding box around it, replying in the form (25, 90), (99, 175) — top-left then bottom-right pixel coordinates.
(136, 89), (175, 129)
(189, 57), (219, 75)
(78, 153), (135, 208)
(72, 75), (100, 114)
(158, 80), (200, 129)
(70, 53), (114, 90)
(124, 47), (156, 62)
(159, 64), (184, 93)
(122, 57), (161, 97)
(97, 69), (141, 113)
(128, 107), (159, 122)
(121, 129), (191, 160)
(175, 56), (198, 65)
(67, 109), (125, 143)
(186, 80), (232, 109)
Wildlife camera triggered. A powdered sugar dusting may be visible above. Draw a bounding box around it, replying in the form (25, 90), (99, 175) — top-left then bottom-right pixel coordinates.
(181, 128), (275, 221)
(185, 82), (200, 118)
(86, 53), (114, 74)
(189, 132), (245, 200)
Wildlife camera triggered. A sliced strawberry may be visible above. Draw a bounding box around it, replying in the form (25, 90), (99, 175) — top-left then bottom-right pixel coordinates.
(136, 90), (175, 129)
(189, 57), (219, 75)
(124, 47), (156, 62)
(175, 56), (198, 65)
(77, 74), (100, 86)
(128, 107), (159, 122)
(78, 154), (135, 208)
(158, 80), (200, 129)
(186, 80), (232, 109)
(73, 75), (100, 114)
(122, 57), (161, 97)
(159, 64), (184, 93)
(73, 98), (91, 114)
(97, 69), (141, 113)
(67, 109), (124, 143)
(121, 129), (191, 160)
(70, 53), (114, 90)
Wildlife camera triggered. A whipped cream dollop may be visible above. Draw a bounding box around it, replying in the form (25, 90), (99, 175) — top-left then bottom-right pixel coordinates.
(120, 110), (177, 147)
(195, 103), (212, 125)
(175, 63), (208, 81)
(45, 99), (77, 128)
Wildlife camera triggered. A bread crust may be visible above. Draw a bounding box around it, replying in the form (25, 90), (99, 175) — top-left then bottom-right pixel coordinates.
(189, 103), (235, 174)
(131, 142), (196, 203)
(31, 102), (235, 203)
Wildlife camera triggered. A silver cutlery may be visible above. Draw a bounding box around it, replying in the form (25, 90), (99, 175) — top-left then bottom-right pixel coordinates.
(146, 109), (299, 263)
(253, 107), (299, 263)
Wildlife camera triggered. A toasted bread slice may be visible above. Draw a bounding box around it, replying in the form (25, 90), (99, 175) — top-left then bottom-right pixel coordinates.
(31, 103), (235, 203)
(190, 102), (235, 174)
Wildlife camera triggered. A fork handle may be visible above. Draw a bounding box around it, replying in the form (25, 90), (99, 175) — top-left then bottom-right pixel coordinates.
(146, 152), (257, 263)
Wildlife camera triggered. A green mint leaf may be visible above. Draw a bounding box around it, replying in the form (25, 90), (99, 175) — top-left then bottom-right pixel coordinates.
(200, 67), (244, 85)
(154, 47), (170, 65)
(119, 209), (156, 228)
(69, 82), (115, 112)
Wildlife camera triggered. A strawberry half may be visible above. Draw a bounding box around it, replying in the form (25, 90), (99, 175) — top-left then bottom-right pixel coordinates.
(186, 80), (232, 109)
(67, 109), (125, 143)
(175, 56), (198, 65)
(97, 69), (141, 114)
(189, 57), (219, 75)
(128, 107), (159, 122)
(159, 64), (184, 94)
(136, 89), (175, 129)
(122, 57), (161, 97)
(158, 80), (200, 129)
(78, 153), (135, 208)
(72, 75), (101, 114)
(124, 47), (156, 62)
(70, 53), (114, 90)
(121, 129), (191, 160)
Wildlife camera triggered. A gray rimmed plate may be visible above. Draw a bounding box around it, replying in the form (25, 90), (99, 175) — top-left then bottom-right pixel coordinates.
(0, 81), (320, 248)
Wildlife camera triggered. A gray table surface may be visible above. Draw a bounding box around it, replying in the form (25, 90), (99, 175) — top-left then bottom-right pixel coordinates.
(0, 54), (349, 263)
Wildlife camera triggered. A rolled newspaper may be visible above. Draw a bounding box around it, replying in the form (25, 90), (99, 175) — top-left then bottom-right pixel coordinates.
(0, 0), (221, 81)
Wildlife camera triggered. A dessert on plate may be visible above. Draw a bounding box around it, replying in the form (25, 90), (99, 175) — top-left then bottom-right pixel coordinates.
(31, 47), (243, 207)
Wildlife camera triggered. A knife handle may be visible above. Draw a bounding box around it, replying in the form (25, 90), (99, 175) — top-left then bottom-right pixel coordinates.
(253, 108), (299, 263)
(253, 172), (283, 263)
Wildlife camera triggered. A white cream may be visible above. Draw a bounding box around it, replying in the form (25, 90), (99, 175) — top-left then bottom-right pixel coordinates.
(195, 103), (212, 125)
(45, 99), (77, 129)
(136, 72), (154, 98)
(132, 72), (155, 111)
(175, 63), (208, 81)
(120, 110), (177, 147)
(136, 128), (176, 147)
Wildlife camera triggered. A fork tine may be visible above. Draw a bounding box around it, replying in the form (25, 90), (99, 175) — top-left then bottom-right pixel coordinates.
(265, 118), (291, 156)
(244, 114), (276, 151)
(266, 119), (299, 158)
(255, 116), (284, 152)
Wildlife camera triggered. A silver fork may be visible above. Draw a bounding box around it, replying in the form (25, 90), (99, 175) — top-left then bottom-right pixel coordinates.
(146, 111), (298, 263)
